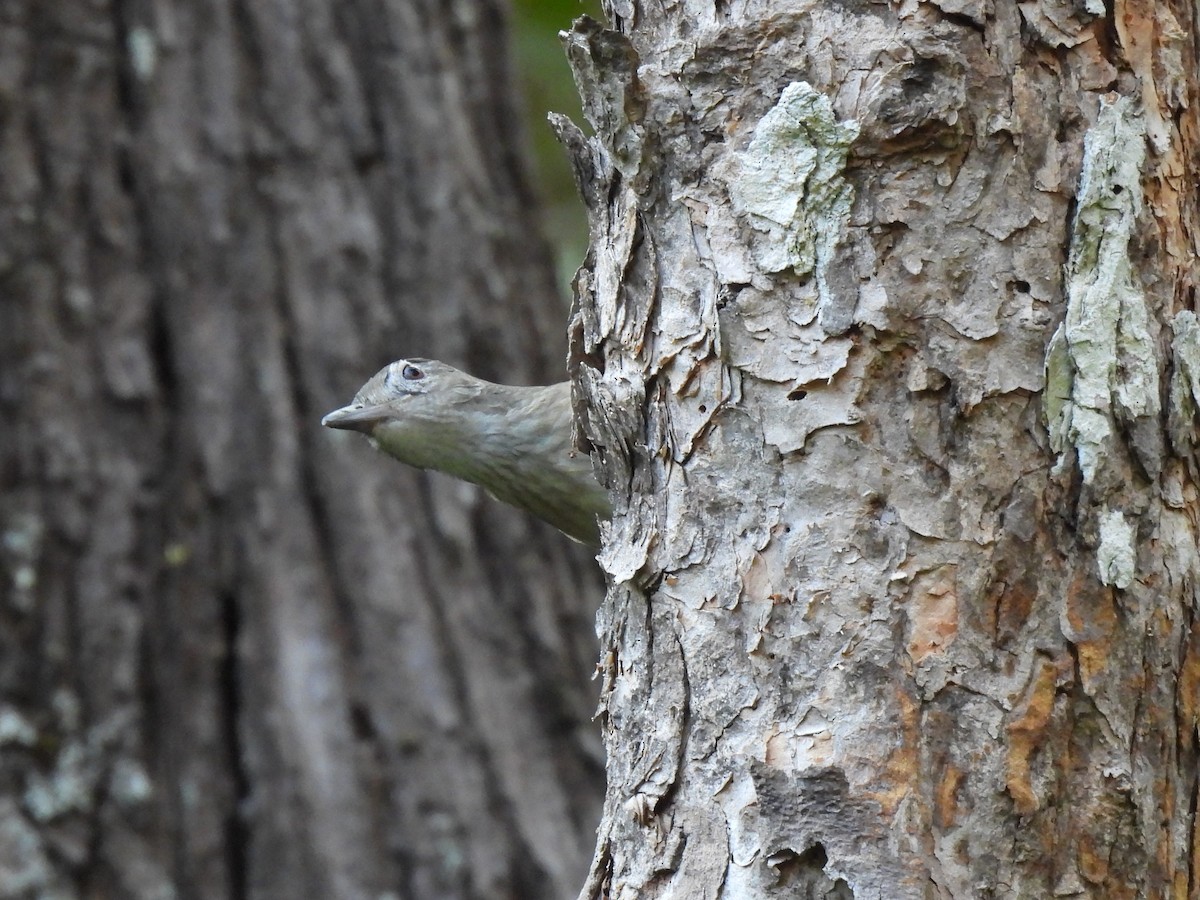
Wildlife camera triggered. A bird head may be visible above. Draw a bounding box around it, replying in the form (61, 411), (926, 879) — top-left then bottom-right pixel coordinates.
(323, 358), (436, 430)
(322, 358), (502, 469)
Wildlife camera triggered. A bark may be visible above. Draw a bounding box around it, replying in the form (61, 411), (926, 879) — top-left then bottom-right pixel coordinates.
(0, 2), (602, 899)
(563, 1), (1200, 897)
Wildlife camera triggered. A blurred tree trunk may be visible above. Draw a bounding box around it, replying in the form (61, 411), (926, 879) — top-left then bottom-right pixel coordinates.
(564, 1), (1200, 897)
(0, 2), (602, 899)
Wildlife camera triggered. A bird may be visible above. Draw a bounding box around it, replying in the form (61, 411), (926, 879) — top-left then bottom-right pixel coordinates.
(322, 358), (611, 547)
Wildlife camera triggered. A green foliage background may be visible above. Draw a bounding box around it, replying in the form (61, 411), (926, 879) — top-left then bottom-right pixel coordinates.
(511, 0), (604, 290)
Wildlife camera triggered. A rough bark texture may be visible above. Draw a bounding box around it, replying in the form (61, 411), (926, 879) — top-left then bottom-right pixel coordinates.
(562, 1), (1200, 897)
(0, 2), (603, 899)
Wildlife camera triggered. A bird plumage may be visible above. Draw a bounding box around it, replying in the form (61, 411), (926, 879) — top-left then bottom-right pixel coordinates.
(322, 359), (610, 546)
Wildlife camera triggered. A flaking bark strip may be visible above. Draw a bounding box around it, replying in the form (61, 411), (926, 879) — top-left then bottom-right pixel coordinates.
(1043, 94), (1157, 485)
(561, 17), (646, 184)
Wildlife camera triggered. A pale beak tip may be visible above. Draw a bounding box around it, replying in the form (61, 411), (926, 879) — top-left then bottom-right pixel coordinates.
(322, 402), (389, 433)
(321, 406), (362, 431)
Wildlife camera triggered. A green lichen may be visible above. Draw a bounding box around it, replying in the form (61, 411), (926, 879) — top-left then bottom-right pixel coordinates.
(1044, 94), (1153, 483)
(727, 82), (859, 290)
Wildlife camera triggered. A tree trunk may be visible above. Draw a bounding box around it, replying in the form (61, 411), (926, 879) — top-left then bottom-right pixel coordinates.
(564, 2), (1200, 897)
(0, 2), (602, 899)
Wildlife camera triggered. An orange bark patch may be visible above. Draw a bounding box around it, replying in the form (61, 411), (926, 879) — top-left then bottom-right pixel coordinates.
(1177, 622), (1200, 735)
(1078, 830), (1111, 885)
(871, 685), (920, 817)
(906, 566), (958, 663)
(739, 550), (772, 601)
(764, 724), (788, 767)
(1005, 658), (1058, 814)
(933, 762), (963, 830)
(1062, 568), (1117, 696)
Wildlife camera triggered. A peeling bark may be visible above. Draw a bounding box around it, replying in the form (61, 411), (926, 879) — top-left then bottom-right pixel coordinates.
(566, 1), (1200, 897)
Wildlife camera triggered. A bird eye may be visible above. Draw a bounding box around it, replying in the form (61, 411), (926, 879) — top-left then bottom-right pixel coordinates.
(401, 364), (424, 381)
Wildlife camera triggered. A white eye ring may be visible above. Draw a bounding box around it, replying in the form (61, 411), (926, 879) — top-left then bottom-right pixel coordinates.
(401, 364), (424, 381)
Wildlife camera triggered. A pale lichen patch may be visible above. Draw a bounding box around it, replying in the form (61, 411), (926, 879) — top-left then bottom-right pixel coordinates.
(1043, 95), (1155, 484)
(0, 800), (53, 894)
(1097, 508), (1136, 589)
(1167, 311), (1200, 463)
(127, 26), (158, 81)
(2, 511), (43, 613)
(718, 82), (859, 292)
(0, 708), (36, 747)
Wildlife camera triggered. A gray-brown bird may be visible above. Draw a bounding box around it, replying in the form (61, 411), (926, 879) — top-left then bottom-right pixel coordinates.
(322, 358), (610, 546)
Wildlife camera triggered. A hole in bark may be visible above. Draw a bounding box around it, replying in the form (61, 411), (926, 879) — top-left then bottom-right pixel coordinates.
(939, 10), (986, 31)
(1013, 280), (1030, 293)
(787, 389), (807, 401)
(698, 404), (707, 413)
(795, 844), (828, 867)
(770, 843), (853, 896)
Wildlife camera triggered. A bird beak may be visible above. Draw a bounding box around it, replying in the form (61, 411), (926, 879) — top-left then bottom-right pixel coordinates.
(321, 403), (391, 433)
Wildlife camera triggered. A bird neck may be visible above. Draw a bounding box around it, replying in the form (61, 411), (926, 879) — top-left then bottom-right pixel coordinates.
(371, 383), (570, 481)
